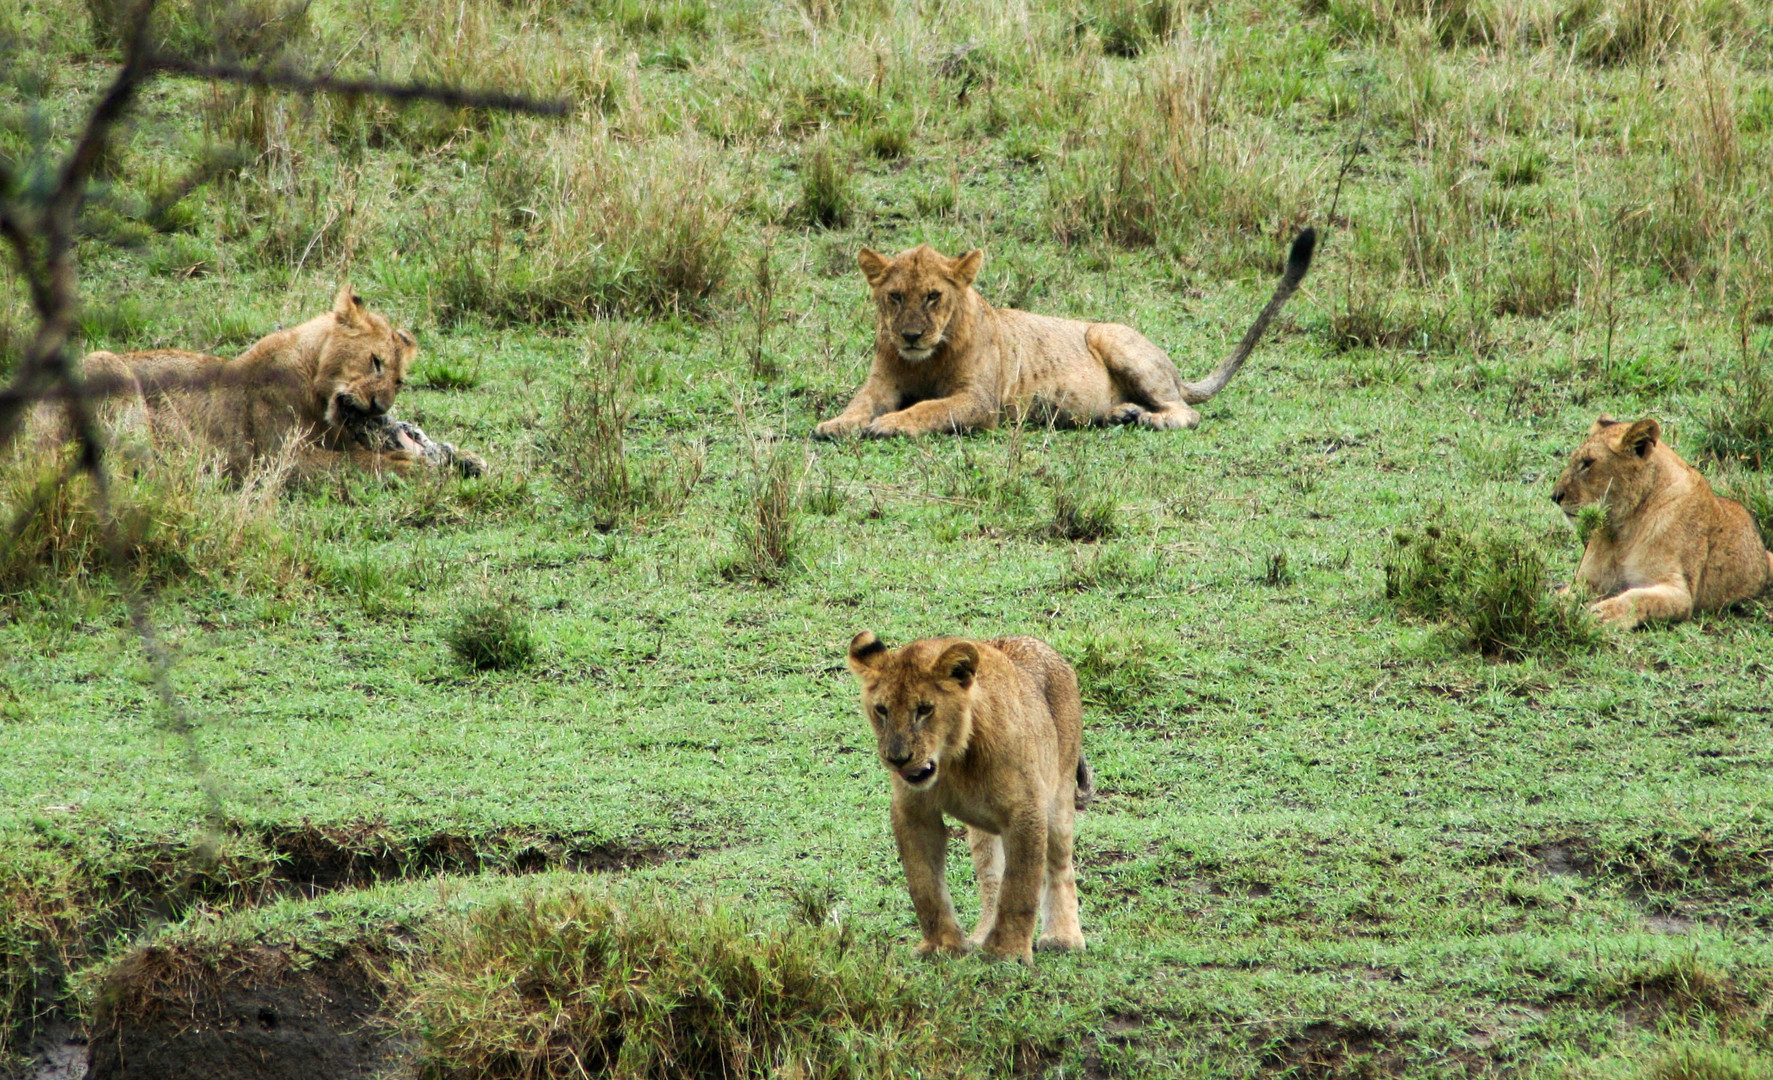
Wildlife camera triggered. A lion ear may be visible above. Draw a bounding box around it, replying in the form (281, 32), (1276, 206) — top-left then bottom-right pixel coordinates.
(933, 642), (978, 689)
(951, 249), (983, 287)
(857, 249), (891, 287)
(1623, 417), (1660, 458)
(848, 631), (888, 675)
(333, 284), (366, 329)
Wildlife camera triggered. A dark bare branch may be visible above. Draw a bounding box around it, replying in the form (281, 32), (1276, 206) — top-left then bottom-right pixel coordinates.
(147, 55), (572, 116)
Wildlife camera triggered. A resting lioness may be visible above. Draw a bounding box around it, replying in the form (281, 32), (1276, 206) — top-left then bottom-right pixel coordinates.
(66, 286), (482, 477)
(846, 631), (1094, 963)
(814, 229), (1315, 438)
(1551, 416), (1772, 628)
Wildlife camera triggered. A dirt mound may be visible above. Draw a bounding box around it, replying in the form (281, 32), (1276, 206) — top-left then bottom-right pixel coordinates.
(86, 949), (407, 1080)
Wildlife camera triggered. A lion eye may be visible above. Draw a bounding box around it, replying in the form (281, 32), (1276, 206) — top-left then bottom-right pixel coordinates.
(914, 703), (933, 721)
(873, 704), (889, 721)
(925, 291), (941, 306)
(888, 292), (903, 305)
(372, 354), (384, 373)
(1578, 457), (1593, 471)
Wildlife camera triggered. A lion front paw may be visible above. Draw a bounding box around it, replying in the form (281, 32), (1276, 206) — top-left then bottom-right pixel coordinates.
(813, 417), (863, 440)
(1035, 932), (1085, 953)
(915, 934), (970, 958)
(1589, 596), (1640, 629)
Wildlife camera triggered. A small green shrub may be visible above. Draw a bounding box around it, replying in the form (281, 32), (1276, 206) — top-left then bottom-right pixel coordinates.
(446, 595), (535, 670)
(419, 359), (482, 392)
(1385, 522), (1604, 659)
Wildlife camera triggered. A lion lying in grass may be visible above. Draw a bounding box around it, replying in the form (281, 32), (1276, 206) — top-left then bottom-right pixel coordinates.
(815, 229), (1315, 438)
(846, 631), (1093, 963)
(1552, 416), (1771, 628)
(61, 286), (483, 478)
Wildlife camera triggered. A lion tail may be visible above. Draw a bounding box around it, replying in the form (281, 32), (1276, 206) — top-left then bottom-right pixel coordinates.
(1074, 754), (1096, 812)
(1180, 227), (1316, 404)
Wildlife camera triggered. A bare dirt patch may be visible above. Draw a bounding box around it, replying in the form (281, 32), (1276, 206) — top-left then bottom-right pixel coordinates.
(86, 950), (405, 1080)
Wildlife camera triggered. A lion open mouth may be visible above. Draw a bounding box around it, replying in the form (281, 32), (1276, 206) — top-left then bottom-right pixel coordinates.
(900, 761), (937, 786)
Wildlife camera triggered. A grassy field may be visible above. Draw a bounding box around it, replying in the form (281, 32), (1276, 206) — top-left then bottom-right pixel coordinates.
(4, 0), (1773, 1075)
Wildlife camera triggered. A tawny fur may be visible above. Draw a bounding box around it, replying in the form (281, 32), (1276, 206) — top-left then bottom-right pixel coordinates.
(1551, 416), (1773, 629)
(43, 286), (430, 477)
(847, 631), (1094, 963)
(814, 229), (1315, 438)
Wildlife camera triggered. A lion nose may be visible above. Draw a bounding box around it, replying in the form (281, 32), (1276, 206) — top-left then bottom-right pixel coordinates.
(901, 329), (924, 344)
(885, 748), (911, 767)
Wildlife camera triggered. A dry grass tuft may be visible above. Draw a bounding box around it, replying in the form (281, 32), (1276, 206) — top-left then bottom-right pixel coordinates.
(400, 888), (995, 1079)
(433, 131), (735, 324)
(0, 440), (305, 600)
(544, 327), (705, 528)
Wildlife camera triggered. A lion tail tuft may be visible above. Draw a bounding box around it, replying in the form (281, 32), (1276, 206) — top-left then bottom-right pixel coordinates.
(1180, 227), (1316, 404)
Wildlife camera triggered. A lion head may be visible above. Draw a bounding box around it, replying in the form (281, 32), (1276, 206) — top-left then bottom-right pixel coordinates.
(855, 245), (983, 363)
(318, 285), (416, 428)
(1551, 415), (1664, 521)
(846, 631), (979, 791)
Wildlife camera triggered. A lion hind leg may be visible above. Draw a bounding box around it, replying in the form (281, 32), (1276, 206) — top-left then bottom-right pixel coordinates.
(966, 826), (1004, 948)
(1087, 325), (1197, 430)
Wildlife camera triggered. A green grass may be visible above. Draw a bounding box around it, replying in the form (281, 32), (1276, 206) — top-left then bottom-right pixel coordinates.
(4, 0), (1773, 1073)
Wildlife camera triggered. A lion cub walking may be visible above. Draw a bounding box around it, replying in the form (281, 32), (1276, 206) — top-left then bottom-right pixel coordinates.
(846, 631), (1093, 963)
(1552, 416), (1772, 628)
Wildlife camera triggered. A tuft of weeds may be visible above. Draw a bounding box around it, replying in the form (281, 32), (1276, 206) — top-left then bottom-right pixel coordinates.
(798, 137), (853, 229)
(545, 328), (704, 529)
(446, 593), (536, 671)
(746, 237), (778, 381)
(1044, 471), (1118, 542)
(1696, 348), (1773, 469)
(1261, 549), (1295, 586)
(864, 118), (912, 160)
(1385, 522), (1604, 659)
(400, 888), (997, 1079)
(721, 435), (799, 585)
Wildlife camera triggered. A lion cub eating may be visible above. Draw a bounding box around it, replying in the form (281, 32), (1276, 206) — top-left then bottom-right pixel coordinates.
(846, 631), (1093, 963)
(1552, 416), (1772, 628)
(815, 229), (1314, 438)
(66, 285), (481, 477)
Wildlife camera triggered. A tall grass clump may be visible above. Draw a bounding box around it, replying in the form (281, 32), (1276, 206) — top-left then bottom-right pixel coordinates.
(445, 593), (536, 671)
(798, 137), (853, 228)
(0, 442), (304, 599)
(545, 328), (704, 528)
(720, 435), (799, 584)
(1385, 522), (1604, 658)
(1085, 0), (1181, 57)
(1047, 38), (1304, 263)
(400, 889), (999, 1079)
(433, 132), (734, 323)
